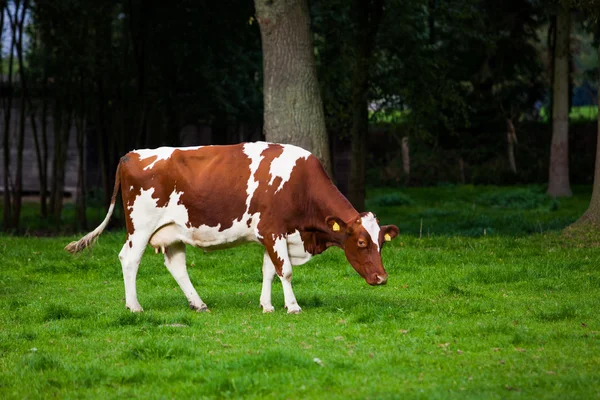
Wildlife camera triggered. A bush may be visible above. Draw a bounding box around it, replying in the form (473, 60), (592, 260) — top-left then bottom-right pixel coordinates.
(372, 192), (414, 206)
(476, 187), (549, 209)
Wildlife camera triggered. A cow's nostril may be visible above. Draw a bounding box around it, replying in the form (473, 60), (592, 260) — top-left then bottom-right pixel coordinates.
(376, 275), (388, 285)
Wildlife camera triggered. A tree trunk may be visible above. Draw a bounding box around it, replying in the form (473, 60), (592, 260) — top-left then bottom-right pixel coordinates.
(347, 0), (384, 210)
(547, 6), (572, 197)
(75, 113), (87, 230)
(40, 77), (49, 217)
(506, 118), (517, 174)
(401, 136), (410, 184)
(2, 8), (15, 230)
(11, 0), (29, 229)
(571, 42), (600, 228)
(50, 102), (72, 225)
(255, 0), (331, 175)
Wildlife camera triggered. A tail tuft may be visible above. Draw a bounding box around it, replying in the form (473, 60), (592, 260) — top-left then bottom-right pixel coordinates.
(65, 203), (116, 254)
(64, 234), (100, 254)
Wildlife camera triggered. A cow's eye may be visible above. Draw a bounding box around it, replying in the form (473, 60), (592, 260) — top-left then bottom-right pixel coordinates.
(357, 238), (367, 248)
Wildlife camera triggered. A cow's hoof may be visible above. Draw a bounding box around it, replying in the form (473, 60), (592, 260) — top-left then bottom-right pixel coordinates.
(261, 304), (275, 313)
(191, 303), (210, 312)
(286, 305), (302, 314)
(126, 304), (144, 313)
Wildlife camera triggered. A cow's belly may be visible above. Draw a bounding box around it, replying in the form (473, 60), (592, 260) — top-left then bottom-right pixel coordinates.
(149, 213), (262, 250)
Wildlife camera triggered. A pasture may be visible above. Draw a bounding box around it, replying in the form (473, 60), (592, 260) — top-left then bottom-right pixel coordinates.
(1, 186), (599, 399)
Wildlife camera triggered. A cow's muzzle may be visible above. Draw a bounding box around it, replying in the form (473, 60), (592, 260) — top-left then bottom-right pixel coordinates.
(376, 274), (388, 285)
(367, 273), (388, 286)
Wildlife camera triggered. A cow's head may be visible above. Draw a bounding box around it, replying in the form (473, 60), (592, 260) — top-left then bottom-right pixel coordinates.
(326, 212), (399, 286)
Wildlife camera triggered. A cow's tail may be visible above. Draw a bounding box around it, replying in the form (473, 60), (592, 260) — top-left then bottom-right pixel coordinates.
(65, 163), (122, 254)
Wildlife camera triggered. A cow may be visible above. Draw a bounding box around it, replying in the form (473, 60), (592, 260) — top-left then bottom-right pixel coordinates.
(65, 142), (399, 313)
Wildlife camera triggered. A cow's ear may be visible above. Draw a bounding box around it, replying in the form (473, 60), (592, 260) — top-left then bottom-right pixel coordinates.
(380, 225), (399, 242)
(326, 216), (347, 233)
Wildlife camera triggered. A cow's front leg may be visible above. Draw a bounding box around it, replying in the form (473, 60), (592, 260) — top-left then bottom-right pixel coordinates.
(264, 235), (301, 314)
(259, 251), (276, 313)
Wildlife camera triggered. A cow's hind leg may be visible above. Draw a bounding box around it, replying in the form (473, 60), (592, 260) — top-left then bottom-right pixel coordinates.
(259, 250), (276, 313)
(119, 236), (149, 312)
(164, 242), (208, 312)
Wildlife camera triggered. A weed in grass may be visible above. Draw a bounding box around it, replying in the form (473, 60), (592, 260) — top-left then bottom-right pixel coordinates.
(21, 352), (62, 371)
(42, 303), (77, 321)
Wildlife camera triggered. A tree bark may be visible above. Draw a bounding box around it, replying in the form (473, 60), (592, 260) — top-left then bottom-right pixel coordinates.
(401, 136), (410, 183)
(11, 0), (29, 229)
(2, 4), (15, 230)
(571, 42), (600, 228)
(547, 5), (572, 197)
(255, 0), (331, 176)
(506, 118), (517, 174)
(347, 0), (383, 210)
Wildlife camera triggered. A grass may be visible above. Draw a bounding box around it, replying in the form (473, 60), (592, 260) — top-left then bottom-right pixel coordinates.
(367, 184), (591, 237)
(1, 186), (599, 398)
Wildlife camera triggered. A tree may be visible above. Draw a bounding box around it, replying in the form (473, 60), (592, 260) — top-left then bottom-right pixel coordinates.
(568, 0), (600, 232)
(547, 4), (573, 197)
(254, 0), (332, 175)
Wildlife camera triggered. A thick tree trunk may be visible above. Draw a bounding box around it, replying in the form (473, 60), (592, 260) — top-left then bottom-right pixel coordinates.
(547, 6), (572, 197)
(255, 0), (331, 175)
(347, 0), (384, 210)
(571, 42), (600, 228)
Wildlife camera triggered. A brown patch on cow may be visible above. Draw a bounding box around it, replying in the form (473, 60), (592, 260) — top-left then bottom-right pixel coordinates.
(128, 240), (132, 248)
(120, 145), (252, 233)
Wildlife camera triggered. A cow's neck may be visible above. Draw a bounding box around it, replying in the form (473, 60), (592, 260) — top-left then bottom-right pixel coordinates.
(300, 180), (359, 255)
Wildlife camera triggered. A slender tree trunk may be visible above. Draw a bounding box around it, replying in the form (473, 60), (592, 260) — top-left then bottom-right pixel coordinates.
(11, 0), (29, 229)
(50, 101), (72, 225)
(347, 0), (384, 210)
(506, 118), (517, 173)
(547, 6), (572, 197)
(40, 77), (49, 217)
(255, 0), (331, 176)
(401, 136), (410, 184)
(2, 11), (16, 230)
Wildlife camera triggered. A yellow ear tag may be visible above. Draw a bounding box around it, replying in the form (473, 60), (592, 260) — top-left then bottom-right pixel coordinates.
(384, 233), (392, 242)
(332, 222), (340, 232)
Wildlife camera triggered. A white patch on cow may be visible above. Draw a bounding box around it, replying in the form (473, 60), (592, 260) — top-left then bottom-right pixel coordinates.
(361, 212), (381, 252)
(129, 188), (190, 249)
(268, 144), (311, 193)
(129, 185), (134, 191)
(134, 146), (203, 170)
(242, 142), (269, 211)
(272, 235), (289, 271)
(287, 230), (312, 266)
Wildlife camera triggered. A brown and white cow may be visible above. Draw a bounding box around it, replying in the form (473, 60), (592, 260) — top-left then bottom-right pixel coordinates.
(66, 142), (399, 313)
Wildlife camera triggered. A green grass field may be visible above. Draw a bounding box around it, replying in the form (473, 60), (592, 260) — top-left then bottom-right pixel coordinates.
(1, 186), (599, 399)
